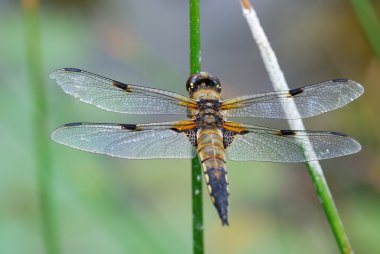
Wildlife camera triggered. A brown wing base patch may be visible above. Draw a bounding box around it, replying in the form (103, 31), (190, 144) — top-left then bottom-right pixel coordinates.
(185, 129), (197, 146)
(169, 120), (197, 147)
(223, 131), (236, 149)
(222, 121), (250, 148)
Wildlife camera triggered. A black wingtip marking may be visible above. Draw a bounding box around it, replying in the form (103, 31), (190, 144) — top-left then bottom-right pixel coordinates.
(239, 130), (249, 135)
(330, 131), (348, 137)
(63, 122), (83, 127)
(63, 68), (82, 72)
(279, 130), (296, 136)
(289, 87), (304, 96)
(112, 80), (131, 92)
(332, 78), (348, 82)
(120, 124), (138, 130)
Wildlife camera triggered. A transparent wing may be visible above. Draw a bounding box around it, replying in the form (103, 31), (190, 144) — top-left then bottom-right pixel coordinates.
(225, 122), (361, 162)
(221, 79), (364, 119)
(50, 68), (197, 115)
(51, 120), (197, 159)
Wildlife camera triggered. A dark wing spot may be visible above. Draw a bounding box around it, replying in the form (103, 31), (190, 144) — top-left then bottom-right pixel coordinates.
(279, 130), (296, 136)
(113, 80), (131, 92)
(330, 131), (348, 137)
(120, 124), (138, 130)
(332, 78), (348, 82)
(63, 68), (82, 72)
(239, 130), (249, 135)
(289, 87), (304, 96)
(63, 122), (83, 127)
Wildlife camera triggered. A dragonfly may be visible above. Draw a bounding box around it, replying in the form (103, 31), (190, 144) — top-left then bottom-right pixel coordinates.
(51, 68), (363, 226)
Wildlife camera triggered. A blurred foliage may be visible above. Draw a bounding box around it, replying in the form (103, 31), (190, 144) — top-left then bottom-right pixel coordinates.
(350, 0), (380, 61)
(43, 0), (103, 10)
(22, 0), (60, 253)
(0, 1), (379, 254)
(5, 0), (105, 12)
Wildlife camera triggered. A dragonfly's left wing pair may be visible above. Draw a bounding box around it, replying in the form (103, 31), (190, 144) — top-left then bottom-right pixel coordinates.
(51, 68), (200, 159)
(51, 68), (362, 162)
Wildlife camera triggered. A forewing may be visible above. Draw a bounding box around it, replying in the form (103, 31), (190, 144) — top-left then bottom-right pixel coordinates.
(221, 79), (363, 119)
(50, 68), (197, 114)
(224, 122), (361, 162)
(51, 121), (197, 159)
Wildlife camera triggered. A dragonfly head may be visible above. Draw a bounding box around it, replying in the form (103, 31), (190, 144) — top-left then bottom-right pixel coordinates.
(186, 72), (222, 95)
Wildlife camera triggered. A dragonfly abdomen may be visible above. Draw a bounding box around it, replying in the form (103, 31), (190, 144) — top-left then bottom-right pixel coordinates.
(197, 128), (229, 225)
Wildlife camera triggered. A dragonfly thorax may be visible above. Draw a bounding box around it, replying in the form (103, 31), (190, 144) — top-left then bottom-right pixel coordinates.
(195, 99), (224, 128)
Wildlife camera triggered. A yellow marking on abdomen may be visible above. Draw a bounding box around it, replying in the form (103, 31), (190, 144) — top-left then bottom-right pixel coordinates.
(197, 129), (225, 163)
(196, 127), (229, 202)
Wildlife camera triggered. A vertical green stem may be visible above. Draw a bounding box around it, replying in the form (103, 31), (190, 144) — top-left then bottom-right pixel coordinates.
(190, 0), (204, 253)
(190, 0), (201, 74)
(22, 0), (61, 253)
(306, 164), (352, 254)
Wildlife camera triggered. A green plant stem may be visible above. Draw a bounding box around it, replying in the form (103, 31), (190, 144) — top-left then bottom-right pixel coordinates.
(189, 0), (204, 254)
(22, 0), (61, 253)
(190, 0), (201, 74)
(350, 0), (380, 61)
(306, 163), (352, 254)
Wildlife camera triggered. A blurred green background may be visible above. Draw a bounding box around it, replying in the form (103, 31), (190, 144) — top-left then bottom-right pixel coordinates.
(1, 0), (379, 253)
